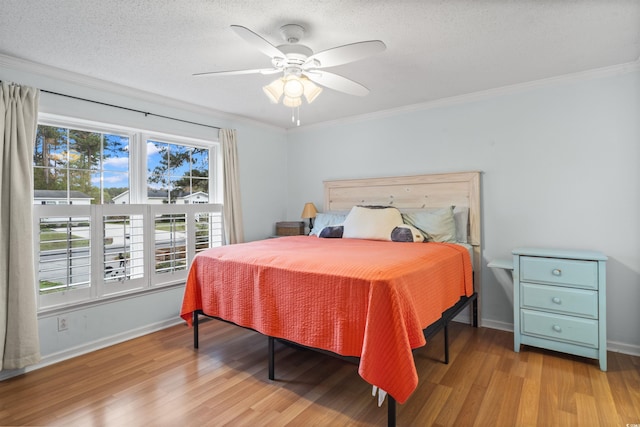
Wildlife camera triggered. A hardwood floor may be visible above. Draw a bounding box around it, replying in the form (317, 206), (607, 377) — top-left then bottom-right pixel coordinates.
(1, 320), (638, 426)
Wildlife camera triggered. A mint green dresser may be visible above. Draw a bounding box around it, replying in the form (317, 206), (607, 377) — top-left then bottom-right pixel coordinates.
(512, 248), (607, 371)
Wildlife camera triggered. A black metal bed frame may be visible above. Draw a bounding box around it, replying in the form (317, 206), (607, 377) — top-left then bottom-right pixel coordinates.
(191, 292), (478, 427)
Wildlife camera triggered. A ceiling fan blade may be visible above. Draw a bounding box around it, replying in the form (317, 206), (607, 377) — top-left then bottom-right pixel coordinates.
(193, 68), (279, 77)
(304, 40), (386, 69)
(230, 25), (285, 59)
(306, 70), (369, 96)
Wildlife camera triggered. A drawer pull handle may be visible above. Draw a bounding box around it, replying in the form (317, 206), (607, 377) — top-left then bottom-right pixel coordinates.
(552, 269), (562, 276)
(552, 324), (562, 333)
(552, 297), (562, 304)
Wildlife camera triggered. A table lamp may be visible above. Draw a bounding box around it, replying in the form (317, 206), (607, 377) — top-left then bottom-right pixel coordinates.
(300, 202), (318, 234)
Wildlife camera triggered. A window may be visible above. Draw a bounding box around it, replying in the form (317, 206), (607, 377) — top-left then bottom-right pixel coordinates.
(33, 116), (223, 311)
(34, 125), (129, 205)
(147, 140), (209, 204)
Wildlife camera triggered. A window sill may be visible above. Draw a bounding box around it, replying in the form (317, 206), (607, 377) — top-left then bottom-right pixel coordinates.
(37, 282), (186, 318)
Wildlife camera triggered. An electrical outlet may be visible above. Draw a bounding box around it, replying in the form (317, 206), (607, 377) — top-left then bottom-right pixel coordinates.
(57, 316), (68, 331)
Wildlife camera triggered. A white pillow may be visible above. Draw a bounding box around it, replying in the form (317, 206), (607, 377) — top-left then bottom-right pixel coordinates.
(402, 207), (457, 243)
(310, 212), (347, 236)
(342, 206), (404, 241)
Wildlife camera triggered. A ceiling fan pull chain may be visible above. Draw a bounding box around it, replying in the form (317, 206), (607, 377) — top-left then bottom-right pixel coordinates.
(297, 106), (300, 126)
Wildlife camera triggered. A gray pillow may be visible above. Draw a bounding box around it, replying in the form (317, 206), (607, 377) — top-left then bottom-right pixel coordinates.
(402, 207), (457, 242)
(453, 206), (469, 243)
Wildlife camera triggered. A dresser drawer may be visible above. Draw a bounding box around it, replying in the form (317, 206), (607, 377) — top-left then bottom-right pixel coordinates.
(521, 309), (599, 348)
(521, 283), (598, 318)
(520, 256), (598, 289)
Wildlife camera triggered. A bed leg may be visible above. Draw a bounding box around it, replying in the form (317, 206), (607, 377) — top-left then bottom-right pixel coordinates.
(268, 336), (275, 380)
(193, 311), (199, 349)
(387, 395), (396, 427)
(444, 323), (450, 364)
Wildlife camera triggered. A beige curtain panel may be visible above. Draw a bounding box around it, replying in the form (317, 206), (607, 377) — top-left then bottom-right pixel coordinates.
(0, 82), (41, 370)
(220, 128), (244, 244)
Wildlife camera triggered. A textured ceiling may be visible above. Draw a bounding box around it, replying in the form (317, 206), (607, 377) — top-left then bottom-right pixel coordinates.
(1, 0), (638, 129)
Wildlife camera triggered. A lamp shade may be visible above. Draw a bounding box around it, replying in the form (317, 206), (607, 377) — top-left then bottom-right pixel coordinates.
(301, 78), (323, 104)
(282, 95), (302, 107)
(262, 78), (284, 103)
(301, 202), (318, 219)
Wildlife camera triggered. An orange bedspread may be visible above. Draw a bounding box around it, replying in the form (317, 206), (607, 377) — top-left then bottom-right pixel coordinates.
(180, 236), (473, 404)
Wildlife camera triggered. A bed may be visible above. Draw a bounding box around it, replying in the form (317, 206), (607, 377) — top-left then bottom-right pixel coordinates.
(180, 171), (482, 426)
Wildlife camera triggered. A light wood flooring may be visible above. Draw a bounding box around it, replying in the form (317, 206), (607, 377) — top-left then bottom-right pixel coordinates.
(0, 320), (638, 426)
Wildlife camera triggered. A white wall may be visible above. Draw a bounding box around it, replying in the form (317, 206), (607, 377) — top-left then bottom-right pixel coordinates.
(0, 57), (289, 377)
(286, 64), (640, 354)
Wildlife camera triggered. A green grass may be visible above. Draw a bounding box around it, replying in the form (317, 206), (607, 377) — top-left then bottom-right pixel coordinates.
(40, 232), (89, 251)
(39, 280), (65, 294)
(155, 222), (186, 232)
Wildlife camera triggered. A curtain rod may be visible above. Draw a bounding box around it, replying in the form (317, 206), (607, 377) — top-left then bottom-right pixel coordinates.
(1, 81), (222, 131)
(40, 89), (222, 131)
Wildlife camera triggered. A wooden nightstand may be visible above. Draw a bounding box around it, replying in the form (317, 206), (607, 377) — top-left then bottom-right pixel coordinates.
(274, 221), (305, 236)
(512, 248), (607, 371)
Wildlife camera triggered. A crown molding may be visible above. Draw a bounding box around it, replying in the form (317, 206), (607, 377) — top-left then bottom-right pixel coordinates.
(2, 53), (636, 135)
(0, 53), (285, 133)
(290, 59), (640, 134)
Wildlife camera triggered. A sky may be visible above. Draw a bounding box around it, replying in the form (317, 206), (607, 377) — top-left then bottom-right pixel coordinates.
(35, 127), (209, 198)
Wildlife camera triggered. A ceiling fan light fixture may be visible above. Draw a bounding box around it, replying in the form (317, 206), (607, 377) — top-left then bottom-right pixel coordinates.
(301, 77), (322, 104)
(282, 95), (302, 108)
(262, 78), (284, 103)
(282, 75), (305, 98)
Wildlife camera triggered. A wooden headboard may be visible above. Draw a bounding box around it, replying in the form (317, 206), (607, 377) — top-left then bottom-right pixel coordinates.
(324, 171), (482, 322)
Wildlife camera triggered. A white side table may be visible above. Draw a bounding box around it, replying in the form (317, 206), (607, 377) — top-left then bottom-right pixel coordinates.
(488, 259), (514, 271)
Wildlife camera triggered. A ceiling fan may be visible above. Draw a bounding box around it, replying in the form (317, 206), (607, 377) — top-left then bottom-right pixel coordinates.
(194, 24), (386, 116)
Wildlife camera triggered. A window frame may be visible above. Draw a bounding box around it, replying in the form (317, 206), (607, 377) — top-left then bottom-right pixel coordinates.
(34, 114), (222, 312)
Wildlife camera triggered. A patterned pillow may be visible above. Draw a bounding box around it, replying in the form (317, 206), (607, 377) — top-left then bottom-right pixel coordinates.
(391, 224), (425, 242)
(318, 225), (344, 238)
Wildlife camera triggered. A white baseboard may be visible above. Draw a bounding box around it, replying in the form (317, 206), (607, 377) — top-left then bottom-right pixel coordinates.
(0, 317), (184, 381)
(474, 320), (640, 357)
(479, 318), (513, 332)
(607, 340), (640, 357)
